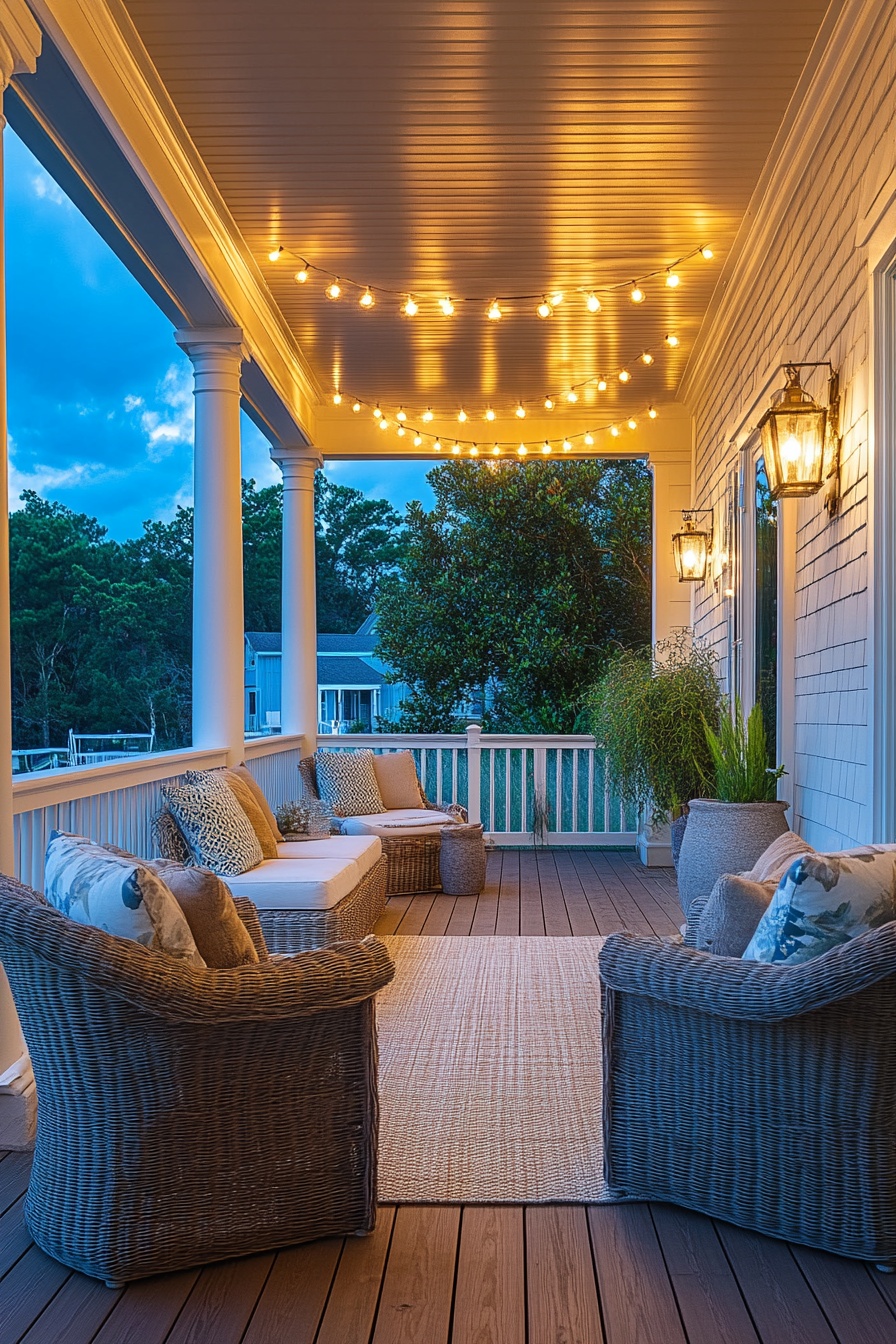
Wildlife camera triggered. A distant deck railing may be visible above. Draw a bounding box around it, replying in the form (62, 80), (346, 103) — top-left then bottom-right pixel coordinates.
(10, 729), (634, 890)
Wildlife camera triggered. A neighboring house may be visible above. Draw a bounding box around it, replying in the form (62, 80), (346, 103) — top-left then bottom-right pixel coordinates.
(244, 613), (409, 734)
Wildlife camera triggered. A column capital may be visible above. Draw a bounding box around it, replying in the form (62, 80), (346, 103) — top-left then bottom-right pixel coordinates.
(0, 1), (40, 90)
(270, 443), (323, 477)
(174, 326), (246, 365)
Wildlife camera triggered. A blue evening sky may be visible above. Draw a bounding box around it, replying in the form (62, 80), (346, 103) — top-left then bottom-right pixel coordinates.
(5, 129), (434, 539)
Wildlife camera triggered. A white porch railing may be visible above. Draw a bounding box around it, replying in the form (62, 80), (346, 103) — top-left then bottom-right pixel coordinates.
(10, 729), (634, 891)
(318, 728), (636, 846)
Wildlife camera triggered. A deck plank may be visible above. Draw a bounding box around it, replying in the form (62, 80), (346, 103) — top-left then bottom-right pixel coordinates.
(589, 1204), (687, 1344)
(242, 1238), (342, 1344)
(453, 1206), (525, 1344)
(494, 851), (520, 935)
(375, 897), (414, 937)
(0, 1195), (33, 1279)
(91, 1270), (201, 1344)
(526, 1206), (604, 1344)
(518, 850), (545, 936)
(372, 1205), (460, 1344)
(0, 1244), (70, 1343)
(421, 895), (458, 936)
(393, 894), (437, 936)
(316, 1208), (396, 1344)
(650, 1204), (759, 1344)
(568, 849), (627, 934)
(789, 1245), (896, 1344)
(553, 850), (601, 936)
(18, 1273), (121, 1344)
(579, 852), (657, 935)
(535, 851), (573, 936)
(445, 895), (478, 935)
(603, 852), (683, 935)
(165, 1253), (273, 1344)
(470, 852), (502, 935)
(713, 1222), (838, 1344)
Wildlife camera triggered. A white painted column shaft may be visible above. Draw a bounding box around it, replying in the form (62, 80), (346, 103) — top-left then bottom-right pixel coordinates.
(175, 329), (246, 762)
(271, 446), (322, 750)
(650, 457), (695, 644)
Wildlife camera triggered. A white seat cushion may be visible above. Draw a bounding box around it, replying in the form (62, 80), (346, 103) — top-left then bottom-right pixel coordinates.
(219, 857), (361, 911)
(276, 836), (382, 876)
(340, 808), (456, 837)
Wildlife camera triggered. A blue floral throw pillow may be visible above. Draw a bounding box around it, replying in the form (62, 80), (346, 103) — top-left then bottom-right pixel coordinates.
(742, 847), (896, 965)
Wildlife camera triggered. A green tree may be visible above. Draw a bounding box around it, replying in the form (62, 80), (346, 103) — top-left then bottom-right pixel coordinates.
(375, 460), (652, 732)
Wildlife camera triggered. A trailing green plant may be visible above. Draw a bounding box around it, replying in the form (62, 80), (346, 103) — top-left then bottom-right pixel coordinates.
(702, 698), (786, 802)
(531, 790), (551, 849)
(586, 630), (723, 825)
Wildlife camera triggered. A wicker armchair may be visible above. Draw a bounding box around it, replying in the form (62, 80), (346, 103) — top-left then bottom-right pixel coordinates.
(599, 926), (896, 1267)
(0, 874), (395, 1287)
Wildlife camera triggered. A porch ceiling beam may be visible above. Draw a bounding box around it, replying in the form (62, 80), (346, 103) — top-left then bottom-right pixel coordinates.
(14, 0), (321, 445)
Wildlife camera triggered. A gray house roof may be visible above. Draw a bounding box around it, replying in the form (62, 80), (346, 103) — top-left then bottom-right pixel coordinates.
(245, 631), (377, 656)
(317, 656), (384, 687)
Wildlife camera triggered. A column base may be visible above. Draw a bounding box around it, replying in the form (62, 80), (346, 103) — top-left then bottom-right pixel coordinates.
(636, 818), (673, 867)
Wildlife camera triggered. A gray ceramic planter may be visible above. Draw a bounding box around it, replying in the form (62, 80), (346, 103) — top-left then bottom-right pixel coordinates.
(675, 798), (789, 920)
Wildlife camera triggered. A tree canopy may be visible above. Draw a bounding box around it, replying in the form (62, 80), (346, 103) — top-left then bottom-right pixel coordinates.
(374, 459), (652, 733)
(10, 476), (403, 751)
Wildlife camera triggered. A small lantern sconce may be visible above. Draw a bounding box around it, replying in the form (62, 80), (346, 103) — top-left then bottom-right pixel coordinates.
(757, 363), (840, 510)
(672, 512), (713, 583)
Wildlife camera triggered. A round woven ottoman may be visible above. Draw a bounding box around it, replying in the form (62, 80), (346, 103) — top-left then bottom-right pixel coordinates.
(439, 822), (486, 896)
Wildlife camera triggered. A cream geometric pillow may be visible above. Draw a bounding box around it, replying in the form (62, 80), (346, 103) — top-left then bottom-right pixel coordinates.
(314, 748), (384, 817)
(162, 773), (263, 876)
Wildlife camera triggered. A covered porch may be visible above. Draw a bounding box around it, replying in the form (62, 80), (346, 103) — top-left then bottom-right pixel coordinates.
(0, 0), (893, 1335)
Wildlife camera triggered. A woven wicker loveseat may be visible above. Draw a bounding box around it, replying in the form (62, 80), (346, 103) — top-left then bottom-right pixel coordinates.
(599, 924), (896, 1268)
(0, 873), (395, 1286)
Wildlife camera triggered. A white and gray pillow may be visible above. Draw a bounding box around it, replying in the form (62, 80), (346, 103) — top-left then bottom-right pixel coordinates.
(162, 772), (263, 876)
(44, 831), (205, 965)
(314, 748), (384, 817)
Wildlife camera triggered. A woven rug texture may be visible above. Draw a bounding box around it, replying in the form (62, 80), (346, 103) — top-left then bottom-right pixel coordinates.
(376, 935), (620, 1204)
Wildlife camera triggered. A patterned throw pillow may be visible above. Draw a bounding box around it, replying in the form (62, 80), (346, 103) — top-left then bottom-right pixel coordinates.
(162, 773), (263, 876)
(184, 767), (278, 859)
(152, 807), (193, 865)
(44, 831), (205, 965)
(314, 748), (384, 817)
(743, 847), (896, 965)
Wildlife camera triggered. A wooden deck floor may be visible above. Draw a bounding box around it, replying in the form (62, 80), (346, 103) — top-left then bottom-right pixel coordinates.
(4, 849), (896, 1344)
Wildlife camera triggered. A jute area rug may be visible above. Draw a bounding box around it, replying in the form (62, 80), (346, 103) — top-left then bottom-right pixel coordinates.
(376, 935), (619, 1204)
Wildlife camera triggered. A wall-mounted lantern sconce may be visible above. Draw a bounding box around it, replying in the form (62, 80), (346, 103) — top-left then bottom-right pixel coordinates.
(672, 511), (713, 582)
(757, 363), (841, 511)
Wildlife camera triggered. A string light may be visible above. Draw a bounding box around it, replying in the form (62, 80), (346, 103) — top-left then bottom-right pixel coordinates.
(264, 242), (713, 317)
(492, 444), (501, 456)
(628, 418), (638, 430)
(648, 406), (657, 419)
(516, 403), (527, 419)
(396, 407), (407, 421)
(597, 377), (608, 392)
(618, 369), (631, 383)
(665, 333), (680, 347)
(517, 445), (528, 456)
(352, 400), (362, 413)
(566, 389), (579, 404)
(562, 439), (572, 452)
(378, 417), (389, 429)
(640, 352), (654, 365)
(452, 443), (461, 455)
(396, 426), (406, 437)
(542, 442), (552, 454)
(544, 396), (554, 410)
(470, 444), (479, 457)
(434, 439), (443, 451)
(373, 404), (382, 418)
(414, 434), (423, 446)
(422, 408), (434, 422)
(485, 407), (496, 421)
(332, 392), (342, 405)
(610, 425), (620, 436)
(458, 409), (468, 423)
(584, 432), (595, 445)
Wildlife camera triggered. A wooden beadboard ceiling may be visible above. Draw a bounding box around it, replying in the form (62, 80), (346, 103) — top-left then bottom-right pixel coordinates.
(122, 0), (832, 433)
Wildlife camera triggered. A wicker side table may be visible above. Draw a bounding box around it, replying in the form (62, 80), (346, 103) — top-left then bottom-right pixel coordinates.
(439, 823), (487, 896)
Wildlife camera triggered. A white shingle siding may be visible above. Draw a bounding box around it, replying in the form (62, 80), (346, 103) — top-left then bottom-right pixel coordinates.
(684, 2), (896, 846)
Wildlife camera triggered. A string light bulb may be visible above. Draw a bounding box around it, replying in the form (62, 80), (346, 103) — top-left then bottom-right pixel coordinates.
(544, 396), (554, 410)
(586, 293), (602, 313)
(402, 295), (419, 316)
(470, 444), (479, 457)
(630, 283), (645, 303)
(485, 408), (496, 421)
(268, 246), (283, 262)
(452, 443), (461, 455)
(352, 400), (361, 413)
(487, 300), (503, 321)
(332, 392), (342, 405)
(566, 389), (579, 404)
(396, 407), (407, 421)
(597, 377), (608, 392)
(492, 444), (500, 456)
(665, 333), (680, 348)
(457, 409), (468, 423)
(396, 426), (406, 437)
(701, 245), (714, 259)
(378, 417), (389, 430)
(619, 369), (631, 383)
(550, 291), (564, 306)
(562, 440), (572, 452)
(373, 405), (383, 418)
(665, 270), (680, 288)
(648, 406), (658, 419)
(359, 288), (375, 308)
(413, 435), (423, 446)
(610, 424), (620, 437)
(515, 403), (527, 419)
(537, 297), (553, 319)
(628, 418), (638, 430)
(439, 296), (455, 316)
(295, 264), (309, 284)
(326, 280), (342, 300)
(434, 439), (443, 452)
(422, 408), (434, 423)
(640, 352), (654, 366)
(584, 432), (595, 445)
(517, 444), (528, 456)
(542, 442), (552, 455)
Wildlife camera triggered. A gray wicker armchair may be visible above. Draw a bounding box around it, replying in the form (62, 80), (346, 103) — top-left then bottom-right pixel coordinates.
(599, 926), (896, 1268)
(0, 874), (394, 1287)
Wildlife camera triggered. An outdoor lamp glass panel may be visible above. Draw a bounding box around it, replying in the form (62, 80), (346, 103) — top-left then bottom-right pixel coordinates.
(758, 368), (827, 499)
(672, 521), (710, 582)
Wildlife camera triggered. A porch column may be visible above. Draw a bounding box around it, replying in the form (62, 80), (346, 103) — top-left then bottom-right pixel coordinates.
(0, 2), (42, 1147)
(270, 445), (323, 750)
(650, 455), (694, 643)
(175, 328), (247, 761)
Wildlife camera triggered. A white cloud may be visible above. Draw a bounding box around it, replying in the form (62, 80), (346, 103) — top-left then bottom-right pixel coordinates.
(30, 172), (68, 208)
(8, 456), (113, 511)
(129, 364), (194, 463)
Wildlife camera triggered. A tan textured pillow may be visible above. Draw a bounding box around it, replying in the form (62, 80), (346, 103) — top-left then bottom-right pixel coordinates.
(744, 830), (815, 883)
(145, 860), (259, 968)
(372, 751), (424, 809)
(694, 874), (777, 957)
(223, 769), (279, 858)
(231, 763), (284, 842)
